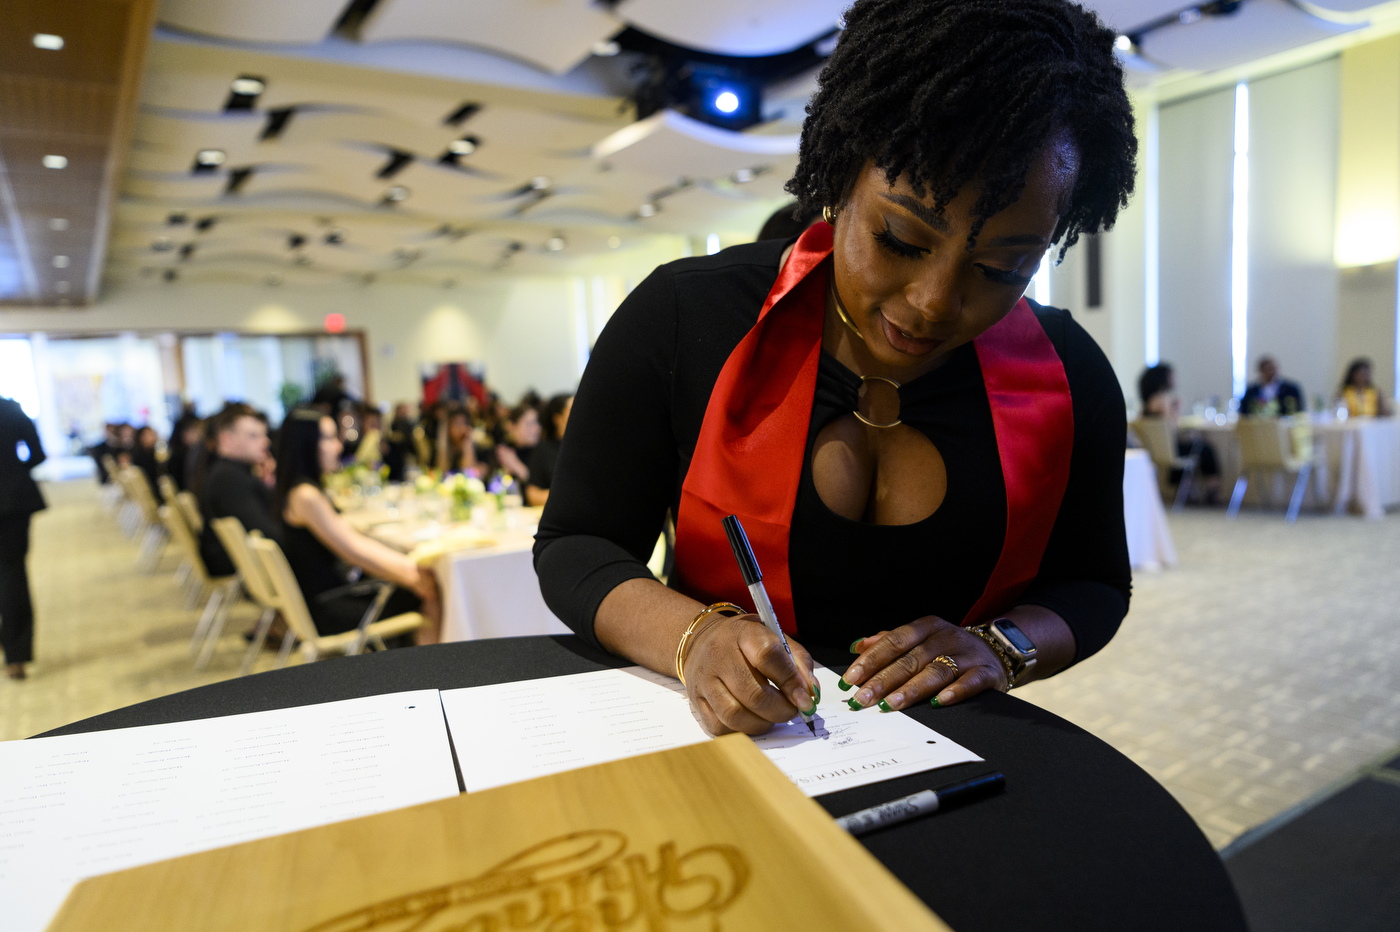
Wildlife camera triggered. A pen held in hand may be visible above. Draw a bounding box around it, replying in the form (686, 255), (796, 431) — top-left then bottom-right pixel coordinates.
(835, 771), (1006, 836)
(720, 514), (818, 735)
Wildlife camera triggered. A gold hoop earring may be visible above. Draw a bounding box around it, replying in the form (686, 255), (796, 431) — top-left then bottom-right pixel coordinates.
(823, 205), (838, 225)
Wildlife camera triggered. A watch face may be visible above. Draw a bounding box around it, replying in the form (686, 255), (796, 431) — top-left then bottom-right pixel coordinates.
(993, 619), (1036, 654)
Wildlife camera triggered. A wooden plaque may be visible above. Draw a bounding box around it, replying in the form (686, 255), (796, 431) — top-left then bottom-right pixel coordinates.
(47, 734), (951, 932)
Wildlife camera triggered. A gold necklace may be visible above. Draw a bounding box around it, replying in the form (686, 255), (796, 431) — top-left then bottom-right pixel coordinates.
(829, 274), (864, 341)
(827, 274), (902, 428)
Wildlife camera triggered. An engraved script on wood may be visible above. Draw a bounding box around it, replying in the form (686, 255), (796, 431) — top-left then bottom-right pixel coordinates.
(301, 830), (750, 932)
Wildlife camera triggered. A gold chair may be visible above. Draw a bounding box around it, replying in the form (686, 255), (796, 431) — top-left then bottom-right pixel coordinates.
(160, 502), (240, 669)
(1228, 418), (1313, 523)
(1130, 418), (1199, 512)
(119, 467), (169, 571)
(210, 517), (281, 675)
(248, 536), (424, 665)
(174, 490), (203, 534)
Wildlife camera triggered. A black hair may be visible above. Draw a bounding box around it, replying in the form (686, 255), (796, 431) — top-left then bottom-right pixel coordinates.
(539, 393), (573, 442)
(274, 408), (328, 514)
(1342, 358), (1373, 391)
(1138, 363), (1173, 406)
(757, 201), (823, 241)
(788, 0), (1136, 256)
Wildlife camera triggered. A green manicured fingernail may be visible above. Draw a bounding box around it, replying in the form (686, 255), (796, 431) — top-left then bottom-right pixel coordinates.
(812, 682), (821, 703)
(877, 699), (893, 712)
(929, 696), (942, 708)
(846, 697), (862, 711)
(837, 677), (852, 691)
(849, 638), (864, 653)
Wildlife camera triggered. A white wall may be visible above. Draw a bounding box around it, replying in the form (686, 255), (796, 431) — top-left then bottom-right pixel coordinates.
(0, 241), (686, 409)
(1158, 86), (1237, 408)
(1248, 58), (1340, 408)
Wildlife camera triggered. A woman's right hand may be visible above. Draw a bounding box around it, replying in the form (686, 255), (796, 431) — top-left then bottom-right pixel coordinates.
(681, 614), (819, 736)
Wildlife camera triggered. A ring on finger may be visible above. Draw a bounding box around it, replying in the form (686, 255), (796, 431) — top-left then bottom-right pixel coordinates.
(931, 654), (959, 677)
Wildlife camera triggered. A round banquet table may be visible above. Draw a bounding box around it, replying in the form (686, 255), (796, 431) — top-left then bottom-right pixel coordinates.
(39, 636), (1246, 932)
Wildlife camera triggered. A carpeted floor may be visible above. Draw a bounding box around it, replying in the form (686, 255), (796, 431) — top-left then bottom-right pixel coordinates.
(1017, 507), (1400, 849)
(4, 481), (1400, 853)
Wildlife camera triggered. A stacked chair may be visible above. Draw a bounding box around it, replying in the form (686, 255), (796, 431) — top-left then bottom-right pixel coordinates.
(116, 467), (169, 571)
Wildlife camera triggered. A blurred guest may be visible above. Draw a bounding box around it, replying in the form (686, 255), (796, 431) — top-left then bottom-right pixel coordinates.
(495, 402), (540, 484)
(87, 423), (122, 484)
(167, 410), (203, 490)
(130, 426), (162, 495)
(311, 373), (356, 413)
(757, 201), (823, 241)
(525, 393), (572, 507)
(1241, 356), (1303, 416)
(435, 405), (478, 475)
(0, 396), (44, 680)
(1338, 358), (1391, 418)
(1137, 363), (1179, 419)
(276, 410), (440, 644)
(383, 404), (414, 481)
(197, 403), (279, 577)
(115, 423), (137, 467)
(1138, 363), (1219, 501)
(354, 408), (384, 467)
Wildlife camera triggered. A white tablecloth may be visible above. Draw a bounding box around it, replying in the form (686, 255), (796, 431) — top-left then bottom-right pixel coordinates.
(1123, 449), (1177, 571)
(433, 525), (571, 642)
(1182, 417), (1400, 519)
(349, 504), (571, 642)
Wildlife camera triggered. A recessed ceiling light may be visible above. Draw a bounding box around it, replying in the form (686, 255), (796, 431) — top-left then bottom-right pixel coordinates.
(54, 281), (70, 293)
(48, 218), (68, 231)
(733, 168), (754, 183)
(531, 176), (552, 190)
(52, 255), (70, 269)
(1114, 35), (1134, 52)
(546, 235), (566, 252)
(637, 203), (656, 218)
(448, 137), (478, 156)
(195, 149), (226, 167)
(33, 34), (64, 50)
(385, 186), (409, 202)
(591, 39), (620, 57)
(230, 76), (265, 96)
(607, 235), (621, 249)
(42, 155), (67, 169)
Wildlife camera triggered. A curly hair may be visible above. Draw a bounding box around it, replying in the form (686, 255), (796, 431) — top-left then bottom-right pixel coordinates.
(787, 0), (1137, 256)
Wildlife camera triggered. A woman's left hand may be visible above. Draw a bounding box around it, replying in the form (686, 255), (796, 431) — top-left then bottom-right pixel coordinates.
(841, 616), (1008, 711)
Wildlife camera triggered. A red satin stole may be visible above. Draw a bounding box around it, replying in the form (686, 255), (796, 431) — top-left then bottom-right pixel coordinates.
(672, 222), (1074, 633)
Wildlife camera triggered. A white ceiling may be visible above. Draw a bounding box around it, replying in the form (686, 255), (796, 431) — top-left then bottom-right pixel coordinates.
(114, 0), (1399, 291)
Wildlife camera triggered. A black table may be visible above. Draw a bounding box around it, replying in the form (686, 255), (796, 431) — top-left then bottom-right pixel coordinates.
(42, 637), (1246, 932)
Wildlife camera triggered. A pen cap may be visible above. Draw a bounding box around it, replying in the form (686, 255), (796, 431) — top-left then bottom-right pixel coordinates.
(721, 515), (763, 585)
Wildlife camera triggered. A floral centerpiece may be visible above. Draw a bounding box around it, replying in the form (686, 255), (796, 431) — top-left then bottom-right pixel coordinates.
(441, 473), (487, 522)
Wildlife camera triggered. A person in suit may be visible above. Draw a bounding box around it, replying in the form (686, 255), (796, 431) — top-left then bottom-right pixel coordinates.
(0, 396), (45, 680)
(197, 403), (280, 577)
(1240, 356), (1304, 416)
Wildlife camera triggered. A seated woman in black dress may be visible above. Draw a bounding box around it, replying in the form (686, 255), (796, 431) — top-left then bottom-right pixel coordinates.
(525, 393), (572, 507)
(276, 410), (441, 644)
(535, 0), (1136, 735)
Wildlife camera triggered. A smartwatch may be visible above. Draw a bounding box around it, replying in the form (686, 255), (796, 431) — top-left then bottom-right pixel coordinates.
(986, 617), (1037, 687)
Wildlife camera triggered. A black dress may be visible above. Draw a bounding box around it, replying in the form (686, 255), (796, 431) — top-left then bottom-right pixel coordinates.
(281, 485), (422, 637)
(534, 239), (1131, 657)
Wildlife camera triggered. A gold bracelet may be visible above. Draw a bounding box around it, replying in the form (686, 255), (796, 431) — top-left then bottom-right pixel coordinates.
(675, 602), (745, 686)
(966, 624), (1016, 691)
